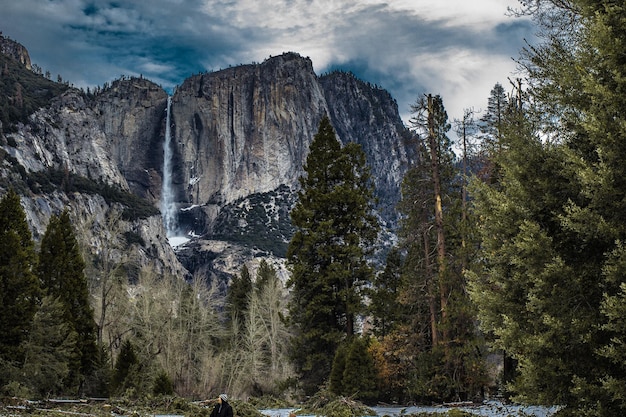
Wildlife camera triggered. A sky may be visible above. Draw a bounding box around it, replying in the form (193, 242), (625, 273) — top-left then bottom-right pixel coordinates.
(0, 0), (535, 134)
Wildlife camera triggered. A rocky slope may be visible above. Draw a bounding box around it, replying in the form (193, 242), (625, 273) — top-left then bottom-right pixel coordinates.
(0, 40), (415, 284)
(0, 33), (31, 70)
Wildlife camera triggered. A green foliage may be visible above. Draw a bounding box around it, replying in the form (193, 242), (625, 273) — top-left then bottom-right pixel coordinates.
(152, 370), (175, 396)
(84, 344), (112, 398)
(287, 116), (379, 395)
(112, 339), (140, 396)
(227, 264), (253, 324)
(0, 52), (68, 131)
(0, 190), (40, 387)
(25, 168), (159, 220)
(340, 337), (379, 403)
(329, 343), (347, 396)
(255, 259), (276, 292)
(367, 247), (404, 337)
(468, 1), (626, 414)
(391, 95), (486, 403)
(38, 210), (98, 392)
(19, 295), (77, 398)
(299, 388), (376, 417)
(318, 399), (377, 417)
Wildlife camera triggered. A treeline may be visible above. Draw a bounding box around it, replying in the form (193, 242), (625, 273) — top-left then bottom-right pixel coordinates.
(0, 52), (69, 132)
(3, 1), (626, 414)
(0, 188), (294, 399)
(0, 190), (97, 397)
(0, 156), (159, 221)
(282, 2), (626, 415)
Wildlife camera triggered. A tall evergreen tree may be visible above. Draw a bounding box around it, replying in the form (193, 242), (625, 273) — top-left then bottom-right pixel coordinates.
(38, 210), (97, 393)
(20, 295), (77, 398)
(367, 247), (404, 338)
(474, 83), (510, 185)
(226, 264), (253, 323)
(287, 115), (378, 395)
(341, 337), (379, 403)
(112, 339), (140, 396)
(469, 1), (626, 414)
(0, 190), (40, 386)
(255, 259), (275, 293)
(392, 95), (486, 402)
(479, 83), (508, 148)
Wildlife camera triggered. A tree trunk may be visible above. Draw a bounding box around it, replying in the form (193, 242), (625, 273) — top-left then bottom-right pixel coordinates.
(427, 94), (448, 344)
(423, 227), (439, 347)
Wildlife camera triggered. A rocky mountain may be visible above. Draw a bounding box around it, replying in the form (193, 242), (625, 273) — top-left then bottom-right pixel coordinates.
(0, 38), (415, 285)
(0, 33), (31, 70)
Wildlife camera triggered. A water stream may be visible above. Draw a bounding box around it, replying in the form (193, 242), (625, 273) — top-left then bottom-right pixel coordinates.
(161, 96), (189, 247)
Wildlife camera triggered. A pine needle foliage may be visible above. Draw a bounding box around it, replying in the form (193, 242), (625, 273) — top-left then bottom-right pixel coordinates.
(0, 190), (40, 388)
(38, 210), (98, 393)
(287, 116), (379, 396)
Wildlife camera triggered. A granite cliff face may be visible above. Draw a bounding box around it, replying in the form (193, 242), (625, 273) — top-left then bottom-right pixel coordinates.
(174, 53), (327, 205)
(166, 54), (414, 243)
(0, 34), (31, 70)
(1, 42), (414, 282)
(320, 71), (414, 224)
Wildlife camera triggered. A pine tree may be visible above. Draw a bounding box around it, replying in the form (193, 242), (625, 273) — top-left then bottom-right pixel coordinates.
(152, 370), (174, 396)
(341, 337), (379, 403)
(287, 115), (379, 395)
(226, 264), (253, 323)
(255, 259), (275, 292)
(38, 210), (97, 393)
(0, 190), (40, 386)
(367, 247), (404, 338)
(468, 2), (626, 411)
(112, 339), (139, 396)
(479, 83), (508, 150)
(394, 95), (486, 401)
(329, 343), (347, 396)
(20, 295), (77, 398)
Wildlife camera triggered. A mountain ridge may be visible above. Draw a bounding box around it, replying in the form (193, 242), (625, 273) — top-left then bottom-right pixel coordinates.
(0, 38), (415, 282)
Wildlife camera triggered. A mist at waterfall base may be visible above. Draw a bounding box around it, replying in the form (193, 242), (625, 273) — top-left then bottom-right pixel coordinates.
(161, 96), (190, 248)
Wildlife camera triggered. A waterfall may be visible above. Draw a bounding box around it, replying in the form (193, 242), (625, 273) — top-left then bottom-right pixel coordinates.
(161, 96), (178, 240)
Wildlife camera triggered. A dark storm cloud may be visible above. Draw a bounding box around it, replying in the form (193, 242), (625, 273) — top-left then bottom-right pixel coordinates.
(0, 0), (535, 125)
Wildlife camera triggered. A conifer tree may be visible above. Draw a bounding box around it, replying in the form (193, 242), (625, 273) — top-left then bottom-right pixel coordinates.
(367, 247), (404, 338)
(469, 1), (626, 413)
(226, 264), (253, 323)
(20, 295), (77, 398)
(0, 189), (40, 386)
(287, 115), (378, 395)
(341, 337), (379, 403)
(112, 339), (140, 396)
(329, 343), (347, 396)
(393, 95), (486, 401)
(38, 210), (97, 392)
(479, 83), (508, 150)
(255, 259), (275, 292)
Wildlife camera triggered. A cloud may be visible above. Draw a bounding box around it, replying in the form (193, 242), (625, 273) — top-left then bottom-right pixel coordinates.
(0, 0), (534, 130)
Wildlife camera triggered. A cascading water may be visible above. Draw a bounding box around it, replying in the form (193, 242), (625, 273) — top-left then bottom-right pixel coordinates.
(161, 96), (188, 246)
(161, 96), (176, 235)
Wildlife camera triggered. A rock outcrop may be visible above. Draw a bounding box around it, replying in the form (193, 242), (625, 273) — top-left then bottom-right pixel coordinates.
(170, 54), (328, 229)
(0, 33), (31, 70)
(1, 40), (415, 283)
(320, 71), (415, 224)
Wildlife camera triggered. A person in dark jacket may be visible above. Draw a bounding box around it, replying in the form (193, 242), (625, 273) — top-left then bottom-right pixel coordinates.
(210, 393), (233, 417)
